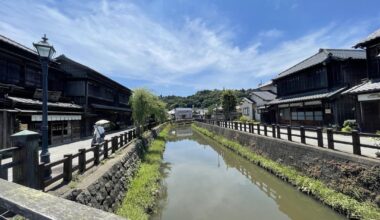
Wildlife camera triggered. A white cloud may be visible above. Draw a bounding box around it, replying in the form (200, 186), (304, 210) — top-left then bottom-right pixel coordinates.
(0, 0), (376, 94)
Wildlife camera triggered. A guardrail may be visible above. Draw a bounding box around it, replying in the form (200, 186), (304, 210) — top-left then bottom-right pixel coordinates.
(39, 128), (137, 190)
(198, 119), (380, 157)
(0, 147), (22, 181)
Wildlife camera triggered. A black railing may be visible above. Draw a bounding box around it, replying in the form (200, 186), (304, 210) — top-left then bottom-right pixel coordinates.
(198, 119), (380, 157)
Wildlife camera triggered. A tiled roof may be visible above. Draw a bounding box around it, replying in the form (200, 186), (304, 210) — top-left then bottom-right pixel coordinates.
(354, 28), (380, 48)
(343, 79), (380, 94)
(0, 35), (36, 54)
(268, 87), (346, 105)
(243, 97), (255, 103)
(7, 96), (82, 109)
(274, 49), (366, 80)
(258, 80), (273, 88)
(251, 90), (276, 101)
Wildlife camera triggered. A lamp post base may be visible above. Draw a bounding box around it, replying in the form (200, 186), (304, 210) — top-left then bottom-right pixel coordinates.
(40, 151), (52, 179)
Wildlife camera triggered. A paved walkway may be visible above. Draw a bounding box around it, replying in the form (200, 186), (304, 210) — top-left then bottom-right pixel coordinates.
(232, 124), (380, 159)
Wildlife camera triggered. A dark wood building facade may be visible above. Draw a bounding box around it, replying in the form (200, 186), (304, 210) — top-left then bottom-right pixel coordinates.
(56, 55), (132, 137)
(0, 35), (82, 149)
(269, 49), (367, 127)
(344, 29), (380, 132)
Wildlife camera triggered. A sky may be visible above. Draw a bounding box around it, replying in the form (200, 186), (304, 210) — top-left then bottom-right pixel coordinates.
(0, 0), (380, 96)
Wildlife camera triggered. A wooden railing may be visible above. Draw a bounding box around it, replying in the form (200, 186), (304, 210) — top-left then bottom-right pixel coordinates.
(0, 147), (22, 181)
(198, 119), (380, 157)
(39, 128), (137, 190)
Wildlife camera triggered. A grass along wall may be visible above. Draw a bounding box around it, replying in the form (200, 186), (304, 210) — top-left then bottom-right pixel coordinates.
(192, 123), (380, 220)
(117, 125), (170, 220)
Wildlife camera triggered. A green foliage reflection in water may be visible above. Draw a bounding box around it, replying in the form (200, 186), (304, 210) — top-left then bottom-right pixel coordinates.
(192, 124), (380, 220)
(117, 125), (170, 220)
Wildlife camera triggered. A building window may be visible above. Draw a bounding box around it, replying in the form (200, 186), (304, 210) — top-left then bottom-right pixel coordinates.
(25, 68), (41, 87)
(305, 111), (313, 120)
(291, 111), (297, 120)
(314, 111), (323, 121)
(297, 111), (305, 120)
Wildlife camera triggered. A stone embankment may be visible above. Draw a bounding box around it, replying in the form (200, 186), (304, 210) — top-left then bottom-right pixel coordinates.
(52, 125), (165, 213)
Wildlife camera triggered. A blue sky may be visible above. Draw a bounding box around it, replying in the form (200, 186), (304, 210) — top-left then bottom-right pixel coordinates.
(1, 0), (380, 96)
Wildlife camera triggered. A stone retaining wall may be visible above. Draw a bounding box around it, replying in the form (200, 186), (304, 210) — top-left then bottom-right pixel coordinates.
(63, 125), (164, 212)
(195, 122), (380, 205)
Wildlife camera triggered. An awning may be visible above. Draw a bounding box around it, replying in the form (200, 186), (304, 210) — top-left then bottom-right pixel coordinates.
(268, 87), (346, 105)
(342, 79), (380, 95)
(7, 96), (82, 109)
(91, 104), (131, 112)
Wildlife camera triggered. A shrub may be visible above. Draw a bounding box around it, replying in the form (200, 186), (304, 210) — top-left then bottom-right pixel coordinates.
(239, 116), (249, 122)
(341, 126), (352, 132)
(343, 120), (357, 129)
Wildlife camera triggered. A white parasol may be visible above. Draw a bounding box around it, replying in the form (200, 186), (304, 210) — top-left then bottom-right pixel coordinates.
(95, 119), (110, 125)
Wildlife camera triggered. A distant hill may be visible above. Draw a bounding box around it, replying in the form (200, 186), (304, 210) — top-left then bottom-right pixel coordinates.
(160, 89), (253, 110)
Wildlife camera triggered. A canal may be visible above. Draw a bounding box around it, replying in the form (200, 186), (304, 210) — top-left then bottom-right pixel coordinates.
(152, 125), (344, 220)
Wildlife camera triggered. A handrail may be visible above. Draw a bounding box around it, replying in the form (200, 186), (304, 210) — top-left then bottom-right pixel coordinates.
(198, 119), (380, 157)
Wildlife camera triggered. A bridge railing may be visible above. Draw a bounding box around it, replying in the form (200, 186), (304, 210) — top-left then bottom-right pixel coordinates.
(197, 119), (380, 157)
(38, 128), (137, 190)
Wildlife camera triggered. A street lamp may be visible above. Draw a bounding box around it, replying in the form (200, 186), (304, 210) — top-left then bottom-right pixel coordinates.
(33, 34), (55, 179)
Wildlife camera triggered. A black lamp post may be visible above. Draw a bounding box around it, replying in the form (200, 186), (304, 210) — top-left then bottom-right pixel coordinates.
(33, 34), (55, 178)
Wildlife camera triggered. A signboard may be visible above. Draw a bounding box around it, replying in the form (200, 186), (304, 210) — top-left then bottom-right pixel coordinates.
(304, 100), (322, 106)
(32, 115), (82, 122)
(289, 102), (303, 107)
(358, 92), (380, 101)
(325, 108), (332, 114)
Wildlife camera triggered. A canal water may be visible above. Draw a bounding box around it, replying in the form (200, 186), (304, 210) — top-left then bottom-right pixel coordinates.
(152, 125), (344, 220)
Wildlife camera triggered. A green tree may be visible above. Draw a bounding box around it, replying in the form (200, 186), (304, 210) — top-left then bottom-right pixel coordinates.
(130, 88), (167, 134)
(221, 89), (237, 120)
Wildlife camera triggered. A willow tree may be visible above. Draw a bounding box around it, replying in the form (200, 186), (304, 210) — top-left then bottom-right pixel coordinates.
(130, 88), (167, 134)
(221, 89), (237, 120)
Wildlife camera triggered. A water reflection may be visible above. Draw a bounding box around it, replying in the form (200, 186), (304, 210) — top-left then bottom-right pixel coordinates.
(152, 126), (344, 220)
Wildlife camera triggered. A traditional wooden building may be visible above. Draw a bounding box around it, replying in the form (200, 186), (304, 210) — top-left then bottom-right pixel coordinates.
(0, 35), (83, 149)
(56, 55), (132, 137)
(269, 49), (367, 127)
(343, 29), (380, 132)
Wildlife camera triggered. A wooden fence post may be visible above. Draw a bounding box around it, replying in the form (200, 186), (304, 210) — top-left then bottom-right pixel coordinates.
(277, 125), (281, 139)
(234, 122), (238, 130)
(78, 148), (86, 173)
(352, 130), (361, 155)
(327, 128), (334, 150)
(300, 126), (306, 144)
(287, 125), (292, 141)
(251, 123), (255, 134)
(239, 122), (242, 131)
(244, 122), (247, 132)
(257, 124), (261, 135)
(63, 154), (73, 182)
(104, 140), (109, 158)
(317, 127), (323, 147)
(0, 154), (7, 180)
(94, 144), (100, 165)
(119, 134), (124, 147)
(272, 124), (276, 138)
(112, 137), (117, 153)
(10, 130), (40, 189)
(264, 124), (267, 136)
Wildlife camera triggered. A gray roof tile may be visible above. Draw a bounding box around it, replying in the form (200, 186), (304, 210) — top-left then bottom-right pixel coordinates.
(251, 90), (276, 101)
(355, 28), (380, 48)
(274, 49), (366, 80)
(7, 96), (82, 109)
(343, 79), (380, 94)
(268, 87), (346, 105)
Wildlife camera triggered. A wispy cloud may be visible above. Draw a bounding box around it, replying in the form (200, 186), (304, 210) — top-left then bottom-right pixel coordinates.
(0, 0), (377, 95)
